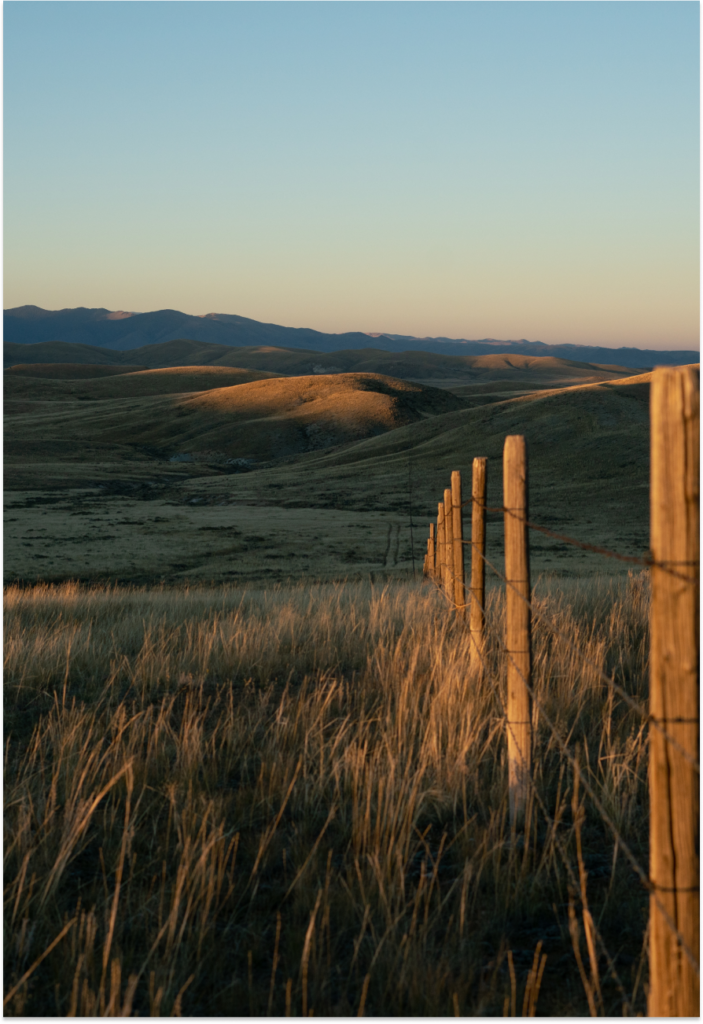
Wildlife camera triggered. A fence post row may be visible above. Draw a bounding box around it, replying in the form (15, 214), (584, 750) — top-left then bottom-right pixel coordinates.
(424, 369), (700, 999)
(426, 450), (532, 831)
(648, 365), (699, 1017)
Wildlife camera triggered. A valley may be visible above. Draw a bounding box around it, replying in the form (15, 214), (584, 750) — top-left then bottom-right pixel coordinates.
(4, 344), (670, 586)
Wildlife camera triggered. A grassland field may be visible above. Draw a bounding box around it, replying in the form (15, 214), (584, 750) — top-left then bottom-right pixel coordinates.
(2, 346), (683, 1015)
(5, 574), (652, 1016)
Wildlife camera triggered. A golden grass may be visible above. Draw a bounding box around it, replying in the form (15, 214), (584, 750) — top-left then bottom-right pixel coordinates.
(4, 574), (650, 1015)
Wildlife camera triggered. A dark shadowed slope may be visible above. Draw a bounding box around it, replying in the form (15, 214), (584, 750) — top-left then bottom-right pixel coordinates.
(5, 366), (282, 405)
(6, 363), (145, 379)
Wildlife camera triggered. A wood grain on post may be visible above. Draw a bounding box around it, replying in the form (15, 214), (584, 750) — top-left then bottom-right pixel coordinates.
(503, 436), (532, 830)
(436, 504), (445, 590)
(648, 366), (699, 1017)
(429, 522), (436, 578)
(470, 458), (488, 670)
(451, 471), (466, 615)
(443, 488), (454, 602)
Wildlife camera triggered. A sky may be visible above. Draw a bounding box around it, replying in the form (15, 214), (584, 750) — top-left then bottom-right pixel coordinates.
(3, 1), (700, 349)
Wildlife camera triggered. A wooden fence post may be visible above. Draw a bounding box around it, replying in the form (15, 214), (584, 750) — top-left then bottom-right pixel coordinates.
(648, 366), (699, 1017)
(470, 457), (488, 670)
(503, 436), (532, 830)
(429, 522), (436, 578)
(451, 471), (466, 615)
(443, 488), (455, 602)
(437, 503), (445, 590)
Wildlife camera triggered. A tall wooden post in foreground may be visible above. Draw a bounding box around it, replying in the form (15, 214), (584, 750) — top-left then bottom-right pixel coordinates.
(436, 504), (445, 590)
(428, 523), (436, 578)
(443, 488), (455, 601)
(648, 366), (699, 1017)
(469, 458), (488, 670)
(451, 471), (466, 615)
(503, 436), (532, 829)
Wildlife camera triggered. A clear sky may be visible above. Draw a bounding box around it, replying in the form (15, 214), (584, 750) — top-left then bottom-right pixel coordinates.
(4, 1), (699, 349)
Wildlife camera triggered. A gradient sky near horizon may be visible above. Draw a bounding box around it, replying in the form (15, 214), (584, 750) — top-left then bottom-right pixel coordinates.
(4, 1), (700, 349)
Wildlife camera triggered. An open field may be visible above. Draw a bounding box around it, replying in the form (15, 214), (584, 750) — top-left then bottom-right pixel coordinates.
(4, 575), (651, 1016)
(3, 355), (691, 1015)
(4, 354), (669, 586)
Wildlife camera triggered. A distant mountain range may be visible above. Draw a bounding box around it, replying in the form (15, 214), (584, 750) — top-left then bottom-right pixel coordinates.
(4, 305), (698, 369)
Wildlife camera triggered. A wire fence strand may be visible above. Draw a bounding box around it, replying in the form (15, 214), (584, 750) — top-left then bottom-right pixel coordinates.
(427, 570), (700, 978)
(501, 642), (700, 978)
(475, 549), (700, 775)
(428, 449), (700, 981)
(428, 575), (634, 1011)
(429, 533), (699, 772)
(456, 498), (698, 583)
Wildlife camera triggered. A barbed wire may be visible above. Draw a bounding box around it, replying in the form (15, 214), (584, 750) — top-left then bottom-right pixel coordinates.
(500, 642), (700, 977)
(495, 662), (633, 1011)
(428, 455), (700, 978)
(427, 574), (634, 1010)
(426, 569), (700, 977)
(427, 527), (699, 772)
(475, 550), (700, 775)
(454, 498), (697, 584)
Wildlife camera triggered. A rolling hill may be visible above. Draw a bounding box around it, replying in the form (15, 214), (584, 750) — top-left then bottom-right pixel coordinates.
(4, 372), (467, 484)
(5, 339), (642, 387)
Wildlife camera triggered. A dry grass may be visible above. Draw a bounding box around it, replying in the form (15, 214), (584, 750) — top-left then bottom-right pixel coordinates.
(4, 365), (282, 402)
(4, 573), (650, 1015)
(4, 372), (466, 471)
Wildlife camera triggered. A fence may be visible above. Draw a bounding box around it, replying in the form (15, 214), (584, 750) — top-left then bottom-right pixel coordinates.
(422, 365), (699, 1017)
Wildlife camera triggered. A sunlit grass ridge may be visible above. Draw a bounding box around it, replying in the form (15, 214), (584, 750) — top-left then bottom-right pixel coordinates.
(4, 575), (650, 1015)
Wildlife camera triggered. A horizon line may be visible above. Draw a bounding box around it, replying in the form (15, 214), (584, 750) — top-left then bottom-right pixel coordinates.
(3, 304), (699, 354)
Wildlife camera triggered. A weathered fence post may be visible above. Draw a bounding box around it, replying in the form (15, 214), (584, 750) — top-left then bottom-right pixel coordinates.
(470, 457), (488, 670)
(443, 488), (455, 602)
(503, 436), (532, 829)
(429, 522), (436, 578)
(451, 471), (466, 615)
(648, 366), (699, 1017)
(437, 503), (445, 590)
